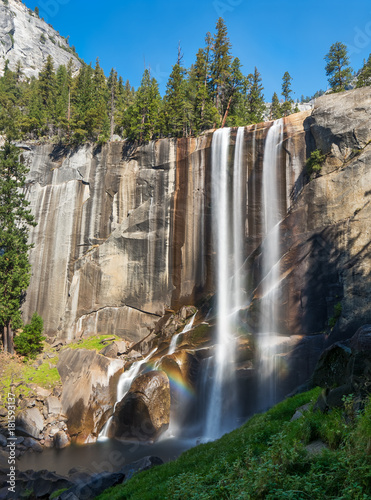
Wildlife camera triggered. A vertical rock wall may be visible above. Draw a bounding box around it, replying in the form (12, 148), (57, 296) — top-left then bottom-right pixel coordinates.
(22, 89), (371, 343)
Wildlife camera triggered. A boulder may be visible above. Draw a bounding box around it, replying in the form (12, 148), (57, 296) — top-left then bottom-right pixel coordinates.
(58, 456), (163, 499)
(290, 403), (311, 422)
(0, 451), (7, 468)
(45, 396), (62, 415)
(0, 435), (6, 447)
(305, 440), (328, 456)
(312, 325), (371, 410)
(120, 456), (164, 482)
(23, 437), (43, 453)
(100, 342), (119, 358)
(326, 384), (353, 408)
(110, 371), (170, 441)
(15, 408), (44, 439)
(54, 431), (70, 449)
(5, 470), (73, 499)
(312, 342), (351, 388)
(31, 385), (52, 400)
(100, 341), (131, 358)
(349, 325), (371, 352)
(58, 349), (124, 444)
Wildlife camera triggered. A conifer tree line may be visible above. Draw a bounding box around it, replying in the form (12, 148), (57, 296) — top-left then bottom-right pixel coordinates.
(0, 18), (290, 144)
(0, 19), (370, 145)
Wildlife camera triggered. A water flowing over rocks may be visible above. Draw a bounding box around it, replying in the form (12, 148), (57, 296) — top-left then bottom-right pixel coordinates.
(109, 371), (171, 441)
(57, 349), (125, 443)
(0, 0), (81, 78)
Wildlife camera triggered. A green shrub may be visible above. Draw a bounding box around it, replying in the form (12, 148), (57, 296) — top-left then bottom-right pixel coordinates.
(14, 312), (45, 359)
(306, 149), (326, 176)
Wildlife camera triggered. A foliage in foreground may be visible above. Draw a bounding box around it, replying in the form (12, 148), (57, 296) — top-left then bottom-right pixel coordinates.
(97, 388), (371, 500)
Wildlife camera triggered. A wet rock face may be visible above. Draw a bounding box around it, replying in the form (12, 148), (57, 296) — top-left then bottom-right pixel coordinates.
(57, 349), (124, 444)
(110, 371), (170, 441)
(0, 0), (81, 79)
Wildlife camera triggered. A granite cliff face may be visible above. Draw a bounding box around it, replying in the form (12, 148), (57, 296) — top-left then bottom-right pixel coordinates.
(0, 0), (81, 77)
(22, 88), (371, 346)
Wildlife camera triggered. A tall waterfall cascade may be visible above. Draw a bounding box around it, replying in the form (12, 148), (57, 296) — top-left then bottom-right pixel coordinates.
(204, 127), (246, 440)
(258, 118), (284, 408)
(99, 122), (288, 444)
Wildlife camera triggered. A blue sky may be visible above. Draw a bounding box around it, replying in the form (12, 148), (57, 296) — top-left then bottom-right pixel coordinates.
(25, 0), (371, 100)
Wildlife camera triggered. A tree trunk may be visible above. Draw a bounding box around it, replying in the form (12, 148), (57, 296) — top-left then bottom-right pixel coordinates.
(7, 324), (14, 355)
(221, 95), (233, 128)
(2, 325), (7, 353)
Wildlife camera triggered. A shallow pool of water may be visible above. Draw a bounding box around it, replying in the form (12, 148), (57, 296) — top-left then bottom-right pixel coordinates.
(17, 436), (200, 476)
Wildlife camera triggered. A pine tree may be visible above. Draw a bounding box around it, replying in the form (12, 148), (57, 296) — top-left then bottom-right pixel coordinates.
(281, 71), (293, 116)
(55, 64), (70, 134)
(21, 78), (45, 137)
(192, 47), (218, 133)
(115, 78), (135, 137)
(163, 61), (187, 137)
(221, 57), (244, 127)
(210, 18), (232, 123)
(14, 312), (45, 359)
(246, 67), (265, 124)
(0, 141), (36, 354)
(38, 55), (57, 128)
(271, 92), (282, 120)
(125, 69), (161, 143)
(356, 54), (371, 88)
(71, 63), (94, 142)
(88, 58), (109, 142)
(0, 63), (22, 138)
(325, 42), (353, 93)
(108, 68), (118, 141)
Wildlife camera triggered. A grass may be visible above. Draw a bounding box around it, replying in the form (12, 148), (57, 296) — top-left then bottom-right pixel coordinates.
(0, 334), (119, 403)
(64, 334), (119, 351)
(96, 388), (371, 500)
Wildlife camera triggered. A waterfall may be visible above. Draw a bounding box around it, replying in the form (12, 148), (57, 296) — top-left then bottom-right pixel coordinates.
(258, 118), (284, 408)
(168, 314), (196, 355)
(98, 348), (157, 440)
(204, 127), (245, 440)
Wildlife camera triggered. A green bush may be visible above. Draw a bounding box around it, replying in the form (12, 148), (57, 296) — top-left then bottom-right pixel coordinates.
(306, 149), (326, 176)
(14, 312), (45, 359)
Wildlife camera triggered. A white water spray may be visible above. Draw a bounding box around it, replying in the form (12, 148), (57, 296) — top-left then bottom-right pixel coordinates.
(168, 314), (196, 355)
(204, 127), (246, 440)
(259, 118), (284, 407)
(98, 348), (157, 440)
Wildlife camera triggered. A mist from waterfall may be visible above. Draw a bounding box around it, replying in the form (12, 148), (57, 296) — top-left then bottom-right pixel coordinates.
(204, 127), (245, 440)
(258, 118), (284, 408)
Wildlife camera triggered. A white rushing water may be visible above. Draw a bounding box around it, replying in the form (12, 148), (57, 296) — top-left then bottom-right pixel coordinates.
(259, 118), (284, 408)
(98, 348), (157, 440)
(168, 313), (197, 355)
(204, 127), (246, 440)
